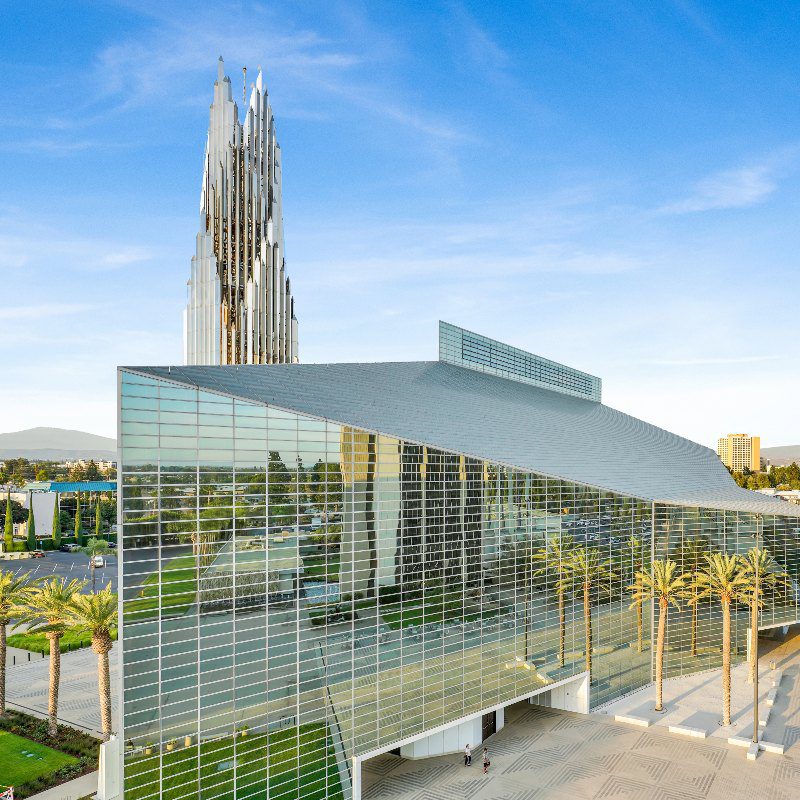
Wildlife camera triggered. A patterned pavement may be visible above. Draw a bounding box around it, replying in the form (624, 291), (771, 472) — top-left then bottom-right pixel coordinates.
(5, 645), (119, 736)
(361, 701), (800, 800)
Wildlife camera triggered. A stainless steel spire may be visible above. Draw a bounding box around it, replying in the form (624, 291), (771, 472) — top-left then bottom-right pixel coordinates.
(183, 57), (299, 365)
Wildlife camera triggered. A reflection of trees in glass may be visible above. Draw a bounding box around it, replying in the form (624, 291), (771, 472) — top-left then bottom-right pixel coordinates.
(304, 460), (343, 514)
(532, 535), (578, 667)
(569, 544), (616, 679)
(673, 536), (709, 656)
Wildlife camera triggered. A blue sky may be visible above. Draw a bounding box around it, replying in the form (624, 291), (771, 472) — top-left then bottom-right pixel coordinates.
(1, 0), (798, 447)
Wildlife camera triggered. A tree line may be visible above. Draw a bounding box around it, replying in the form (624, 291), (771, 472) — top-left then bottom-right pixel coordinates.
(732, 462), (800, 491)
(2, 491), (115, 553)
(0, 458), (116, 487)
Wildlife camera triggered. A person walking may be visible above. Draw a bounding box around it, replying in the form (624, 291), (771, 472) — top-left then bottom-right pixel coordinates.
(464, 743), (472, 766)
(482, 746), (490, 775)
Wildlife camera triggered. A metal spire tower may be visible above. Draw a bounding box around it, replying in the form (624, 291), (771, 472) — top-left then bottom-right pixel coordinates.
(183, 57), (299, 365)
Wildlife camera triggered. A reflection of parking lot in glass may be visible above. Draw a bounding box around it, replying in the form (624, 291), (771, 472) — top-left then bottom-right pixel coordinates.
(1, 550), (118, 593)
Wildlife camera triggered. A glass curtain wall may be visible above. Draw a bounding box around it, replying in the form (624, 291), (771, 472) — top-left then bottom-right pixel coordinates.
(119, 368), (663, 800)
(654, 505), (800, 679)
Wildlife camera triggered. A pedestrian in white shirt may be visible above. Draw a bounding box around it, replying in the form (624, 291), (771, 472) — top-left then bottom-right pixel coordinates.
(464, 744), (472, 766)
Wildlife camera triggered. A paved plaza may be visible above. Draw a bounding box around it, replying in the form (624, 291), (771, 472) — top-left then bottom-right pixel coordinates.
(5, 644), (119, 736)
(361, 628), (800, 800)
(362, 701), (800, 800)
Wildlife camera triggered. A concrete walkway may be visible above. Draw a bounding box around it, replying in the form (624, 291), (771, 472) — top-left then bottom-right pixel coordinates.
(362, 701), (800, 799)
(24, 771), (97, 800)
(5, 646), (118, 736)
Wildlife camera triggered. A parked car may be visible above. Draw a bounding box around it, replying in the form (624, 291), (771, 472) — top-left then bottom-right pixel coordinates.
(31, 550), (46, 558)
(91, 555), (105, 568)
(60, 543), (80, 553)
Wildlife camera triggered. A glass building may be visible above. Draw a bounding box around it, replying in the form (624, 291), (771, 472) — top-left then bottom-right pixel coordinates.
(118, 323), (800, 800)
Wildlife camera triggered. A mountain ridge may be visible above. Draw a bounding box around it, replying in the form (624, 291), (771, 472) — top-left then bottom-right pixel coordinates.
(762, 445), (800, 467)
(0, 427), (116, 461)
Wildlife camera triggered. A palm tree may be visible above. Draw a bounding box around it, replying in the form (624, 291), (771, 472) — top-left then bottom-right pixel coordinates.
(629, 559), (687, 712)
(81, 537), (112, 592)
(65, 584), (117, 739)
(570, 545), (616, 678)
(532, 535), (577, 667)
(626, 536), (645, 652)
(675, 537), (708, 657)
(15, 578), (86, 736)
(0, 570), (37, 715)
(692, 553), (750, 726)
(739, 547), (788, 685)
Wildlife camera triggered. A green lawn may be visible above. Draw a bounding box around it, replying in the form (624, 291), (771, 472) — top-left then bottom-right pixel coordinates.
(124, 555), (199, 622)
(302, 553), (340, 582)
(380, 588), (496, 630)
(0, 730), (79, 786)
(8, 627), (118, 654)
(125, 723), (343, 800)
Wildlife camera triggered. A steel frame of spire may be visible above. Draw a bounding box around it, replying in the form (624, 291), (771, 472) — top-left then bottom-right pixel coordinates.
(183, 57), (299, 365)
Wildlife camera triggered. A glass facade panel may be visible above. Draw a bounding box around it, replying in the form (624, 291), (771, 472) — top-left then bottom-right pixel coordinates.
(120, 369), (800, 800)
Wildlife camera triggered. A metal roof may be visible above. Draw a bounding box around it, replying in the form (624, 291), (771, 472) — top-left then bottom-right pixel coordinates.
(123, 362), (796, 516)
(48, 481), (116, 493)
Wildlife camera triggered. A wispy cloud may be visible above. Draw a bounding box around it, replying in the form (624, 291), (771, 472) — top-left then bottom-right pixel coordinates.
(0, 303), (95, 321)
(84, 7), (472, 146)
(0, 138), (98, 155)
(645, 355), (781, 366)
(658, 148), (800, 214)
(446, 1), (510, 77)
(0, 221), (155, 272)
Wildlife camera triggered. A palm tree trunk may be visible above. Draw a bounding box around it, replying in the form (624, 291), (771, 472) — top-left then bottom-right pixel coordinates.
(636, 601), (643, 653)
(584, 583), (592, 678)
(748, 596), (758, 685)
(524, 562), (530, 662)
(654, 597), (667, 711)
(690, 595), (697, 656)
(0, 620), (6, 716)
(47, 633), (62, 736)
(722, 598), (732, 726)
(558, 588), (565, 666)
(96, 642), (112, 740)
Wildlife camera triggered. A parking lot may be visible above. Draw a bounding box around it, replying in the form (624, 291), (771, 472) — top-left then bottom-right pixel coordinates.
(1, 549), (118, 593)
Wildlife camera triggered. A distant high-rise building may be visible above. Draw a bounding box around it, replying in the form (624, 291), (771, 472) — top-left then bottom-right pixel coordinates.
(183, 57), (298, 365)
(717, 433), (760, 472)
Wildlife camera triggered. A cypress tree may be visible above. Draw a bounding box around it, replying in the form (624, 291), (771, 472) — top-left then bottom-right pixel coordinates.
(95, 501), (102, 539)
(52, 496), (62, 548)
(3, 493), (13, 552)
(26, 504), (36, 551)
(75, 492), (83, 546)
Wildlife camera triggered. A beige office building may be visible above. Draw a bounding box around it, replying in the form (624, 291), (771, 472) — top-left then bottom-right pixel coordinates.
(717, 433), (760, 472)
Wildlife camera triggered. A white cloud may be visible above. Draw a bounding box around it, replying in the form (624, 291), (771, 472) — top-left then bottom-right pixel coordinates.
(658, 148), (800, 214)
(0, 303), (95, 321)
(0, 221), (154, 272)
(646, 355), (781, 366)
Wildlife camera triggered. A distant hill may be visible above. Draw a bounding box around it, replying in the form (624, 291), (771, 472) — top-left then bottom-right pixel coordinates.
(0, 427), (116, 461)
(762, 445), (800, 467)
